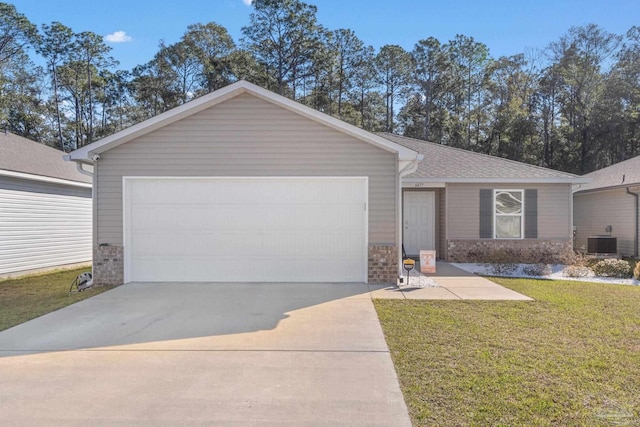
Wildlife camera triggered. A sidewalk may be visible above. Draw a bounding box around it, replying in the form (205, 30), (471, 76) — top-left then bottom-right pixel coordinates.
(368, 262), (533, 301)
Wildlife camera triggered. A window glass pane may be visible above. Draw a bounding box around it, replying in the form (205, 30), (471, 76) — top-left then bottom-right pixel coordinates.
(496, 216), (521, 238)
(495, 191), (522, 215)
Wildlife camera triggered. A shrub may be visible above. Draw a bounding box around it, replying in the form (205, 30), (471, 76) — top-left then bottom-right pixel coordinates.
(479, 248), (518, 276)
(592, 258), (632, 278)
(633, 262), (640, 280)
(522, 264), (553, 276)
(486, 263), (518, 276)
(567, 252), (591, 267)
(563, 265), (593, 278)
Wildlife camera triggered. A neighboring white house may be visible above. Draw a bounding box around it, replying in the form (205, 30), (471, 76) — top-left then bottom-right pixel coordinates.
(0, 132), (92, 276)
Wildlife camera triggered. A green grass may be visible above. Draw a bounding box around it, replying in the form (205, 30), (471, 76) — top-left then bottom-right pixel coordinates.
(0, 267), (109, 332)
(375, 278), (640, 426)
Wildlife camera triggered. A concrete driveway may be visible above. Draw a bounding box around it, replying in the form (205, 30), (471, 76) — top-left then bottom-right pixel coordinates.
(0, 282), (411, 426)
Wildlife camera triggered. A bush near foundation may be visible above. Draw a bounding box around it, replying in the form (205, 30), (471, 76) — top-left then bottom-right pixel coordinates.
(480, 249), (517, 276)
(633, 262), (640, 280)
(563, 265), (593, 278)
(522, 264), (553, 276)
(592, 259), (632, 278)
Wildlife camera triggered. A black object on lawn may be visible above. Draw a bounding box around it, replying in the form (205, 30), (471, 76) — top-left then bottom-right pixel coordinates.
(69, 272), (93, 293)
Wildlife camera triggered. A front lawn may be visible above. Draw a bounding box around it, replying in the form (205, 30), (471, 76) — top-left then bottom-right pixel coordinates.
(375, 278), (640, 426)
(0, 267), (108, 332)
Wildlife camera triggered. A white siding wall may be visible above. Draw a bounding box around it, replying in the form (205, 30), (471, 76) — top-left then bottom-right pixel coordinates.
(0, 176), (92, 274)
(574, 188), (636, 256)
(96, 93), (397, 247)
(446, 183), (572, 240)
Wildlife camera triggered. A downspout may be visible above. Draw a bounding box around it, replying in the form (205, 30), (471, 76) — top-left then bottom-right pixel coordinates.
(75, 161), (94, 178)
(64, 154), (98, 269)
(62, 154), (93, 177)
(397, 154), (424, 278)
(626, 187), (639, 258)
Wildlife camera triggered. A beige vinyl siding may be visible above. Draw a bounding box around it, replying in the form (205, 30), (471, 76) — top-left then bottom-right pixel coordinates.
(0, 176), (92, 274)
(573, 188), (636, 256)
(447, 183), (572, 240)
(96, 93), (397, 246)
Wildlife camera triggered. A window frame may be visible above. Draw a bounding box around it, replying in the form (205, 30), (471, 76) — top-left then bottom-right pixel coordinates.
(493, 189), (525, 239)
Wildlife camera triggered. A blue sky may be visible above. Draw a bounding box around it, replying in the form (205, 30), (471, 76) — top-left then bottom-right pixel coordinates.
(12, 0), (639, 71)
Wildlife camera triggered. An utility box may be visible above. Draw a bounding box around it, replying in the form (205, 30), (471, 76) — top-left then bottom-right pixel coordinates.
(587, 236), (617, 254)
(420, 250), (436, 273)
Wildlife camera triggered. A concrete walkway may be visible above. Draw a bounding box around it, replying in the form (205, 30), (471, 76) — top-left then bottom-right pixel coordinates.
(0, 282), (411, 426)
(369, 262), (533, 301)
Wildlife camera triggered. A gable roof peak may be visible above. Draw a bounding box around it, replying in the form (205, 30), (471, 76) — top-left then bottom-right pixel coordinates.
(68, 80), (418, 162)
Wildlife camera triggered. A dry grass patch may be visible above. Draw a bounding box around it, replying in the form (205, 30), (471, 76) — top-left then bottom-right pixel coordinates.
(0, 267), (108, 332)
(375, 278), (640, 426)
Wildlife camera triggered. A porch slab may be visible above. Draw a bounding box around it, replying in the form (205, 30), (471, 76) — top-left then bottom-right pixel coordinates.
(400, 286), (461, 300)
(369, 262), (532, 301)
(433, 277), (505, 288)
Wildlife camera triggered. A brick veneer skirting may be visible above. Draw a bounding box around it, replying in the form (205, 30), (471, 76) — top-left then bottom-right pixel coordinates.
(93, 245), (124, 286)
(93, 244), (398, 285)
(446, 239), (574, 264)
(368, 244), (398, 284)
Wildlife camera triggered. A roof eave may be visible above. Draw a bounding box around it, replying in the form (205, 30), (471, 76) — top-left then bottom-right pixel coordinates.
(403, 177), (590, 184)
(0, 168), (92, 188)
(574, 181), (640, 194)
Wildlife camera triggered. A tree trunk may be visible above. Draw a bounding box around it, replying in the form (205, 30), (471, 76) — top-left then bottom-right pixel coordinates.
(87, 60), (93, 145)
(51, 65), (64, 151)
(580, 124), (589, 173)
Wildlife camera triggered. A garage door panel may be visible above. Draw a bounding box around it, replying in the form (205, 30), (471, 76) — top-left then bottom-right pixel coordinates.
(131, 232), (185, 257)
(133, 257), (184, 282)
(125, 178), (367, 282)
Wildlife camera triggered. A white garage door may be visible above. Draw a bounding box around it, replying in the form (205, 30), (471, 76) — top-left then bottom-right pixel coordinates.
(124, 177), (368, 282)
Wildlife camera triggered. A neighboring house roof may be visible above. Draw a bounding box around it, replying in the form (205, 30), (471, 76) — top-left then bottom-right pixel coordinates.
(379, 133), (588, 184)
(574, 155), (640, 193)
(0, 132), (91, 186)
(68, 80), (420, 163)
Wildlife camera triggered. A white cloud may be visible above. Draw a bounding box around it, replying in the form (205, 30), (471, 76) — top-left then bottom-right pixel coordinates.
(242, 0), (253, 5)
(104, 31), (132, 43)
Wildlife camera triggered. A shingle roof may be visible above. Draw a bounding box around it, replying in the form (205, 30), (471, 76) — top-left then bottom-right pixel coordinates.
(0, 132), (91, 184)
(576, 155), (640, 193)
(378, 133), (584, 183)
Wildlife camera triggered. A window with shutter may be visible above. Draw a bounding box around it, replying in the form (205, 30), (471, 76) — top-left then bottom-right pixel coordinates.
(479, 189), (538, 239)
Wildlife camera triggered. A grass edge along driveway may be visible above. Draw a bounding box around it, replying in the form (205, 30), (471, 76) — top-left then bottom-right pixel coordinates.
(0, 267), (108, 332)
(375, 277), (640, 426)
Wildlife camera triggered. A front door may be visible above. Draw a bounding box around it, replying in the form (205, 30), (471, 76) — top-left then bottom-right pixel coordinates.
(403, 191), (435, 256)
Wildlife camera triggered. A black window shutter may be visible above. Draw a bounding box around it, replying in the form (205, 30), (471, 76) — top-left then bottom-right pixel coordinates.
(479, 189), (493, 238)
(525, 189), (538, 238)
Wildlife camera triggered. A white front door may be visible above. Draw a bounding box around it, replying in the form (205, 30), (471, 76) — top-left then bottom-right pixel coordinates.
(403, 191), (435, 256)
